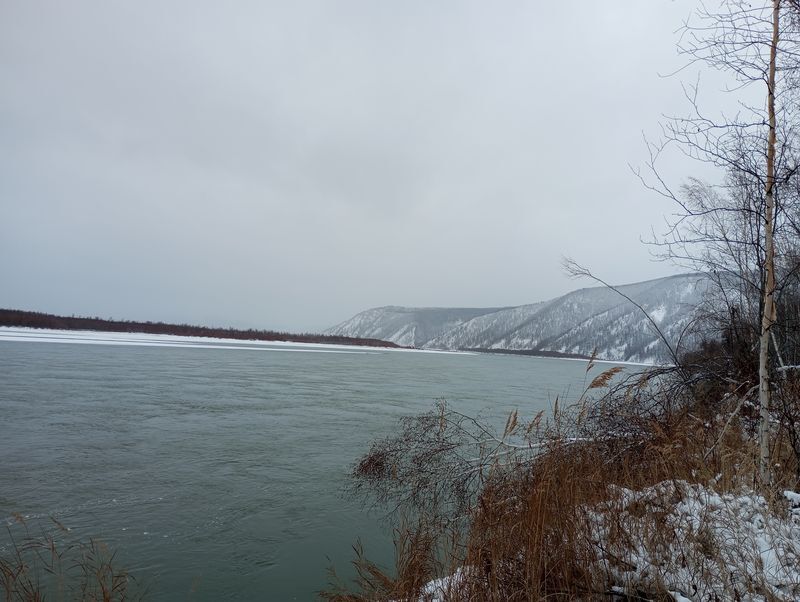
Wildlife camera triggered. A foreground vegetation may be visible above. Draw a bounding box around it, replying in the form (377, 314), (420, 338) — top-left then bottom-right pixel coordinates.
(0, 516), (139, 602)
(323, 353), (800, 601)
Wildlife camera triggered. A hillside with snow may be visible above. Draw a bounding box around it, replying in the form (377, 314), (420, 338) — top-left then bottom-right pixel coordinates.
(326, 274), (708, 363)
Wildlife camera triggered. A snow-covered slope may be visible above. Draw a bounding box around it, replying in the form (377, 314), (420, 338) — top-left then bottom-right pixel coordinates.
(325, 306), (508, 348)
(326, 274), (708, 363)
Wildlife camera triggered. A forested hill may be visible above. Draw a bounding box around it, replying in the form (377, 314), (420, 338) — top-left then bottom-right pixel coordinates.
(327, 274), (709, 363)
(0, 309), (402, 348)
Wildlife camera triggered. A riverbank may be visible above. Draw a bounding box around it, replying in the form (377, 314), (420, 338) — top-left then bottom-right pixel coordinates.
(0, 308), (402, 348)
(323, 363), (800, 601)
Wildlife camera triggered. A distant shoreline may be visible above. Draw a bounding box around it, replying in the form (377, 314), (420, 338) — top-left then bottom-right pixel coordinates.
(464, 347), (593, 360)
(467, 347), (654, 366)
(0, 308), (402, 349)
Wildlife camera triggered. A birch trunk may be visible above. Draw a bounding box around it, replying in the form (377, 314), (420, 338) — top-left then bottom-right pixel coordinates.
(758, 0), (780, 487)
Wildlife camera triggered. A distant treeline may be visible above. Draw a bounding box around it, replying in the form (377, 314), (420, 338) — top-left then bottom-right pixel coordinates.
(0, 308), (402, 349)
(466, 348), (593, 360)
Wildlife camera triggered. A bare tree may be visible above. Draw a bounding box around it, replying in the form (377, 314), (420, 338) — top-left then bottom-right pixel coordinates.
(759, 0), (781, 486)
(637, 0), (800, 485)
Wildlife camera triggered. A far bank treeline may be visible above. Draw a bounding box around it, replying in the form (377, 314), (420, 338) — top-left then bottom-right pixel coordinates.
(0, 308), (402, 349)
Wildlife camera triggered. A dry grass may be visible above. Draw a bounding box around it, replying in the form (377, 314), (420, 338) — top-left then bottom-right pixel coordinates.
(324, 363), (800, 601)
(456, 412), (762, 601)
(0, 516), (139, 602)
(322, 525), (447, 602)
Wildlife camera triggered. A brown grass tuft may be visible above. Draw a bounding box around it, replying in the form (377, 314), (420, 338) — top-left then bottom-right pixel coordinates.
(0, 519), (140, 602)
(587, 366), (625, 390)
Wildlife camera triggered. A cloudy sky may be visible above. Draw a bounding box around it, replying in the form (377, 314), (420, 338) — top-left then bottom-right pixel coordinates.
(2, 1), (721, 332)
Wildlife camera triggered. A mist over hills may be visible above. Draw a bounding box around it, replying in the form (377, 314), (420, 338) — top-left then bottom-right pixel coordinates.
(326, 274), (708, 363)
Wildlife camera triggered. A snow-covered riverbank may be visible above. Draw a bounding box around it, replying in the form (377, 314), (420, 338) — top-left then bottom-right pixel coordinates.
(0, 327), (475, 355)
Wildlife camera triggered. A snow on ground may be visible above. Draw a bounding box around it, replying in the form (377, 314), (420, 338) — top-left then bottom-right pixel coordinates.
(0, 327), (372, 353)
(0, 327), (474, 355)
(591, 481), (800, 601)
(417, 568), (468, 602)
(418, 482), (800, 601)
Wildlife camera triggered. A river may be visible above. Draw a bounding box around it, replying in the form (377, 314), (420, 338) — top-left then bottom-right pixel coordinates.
(0, 328), (622, 600)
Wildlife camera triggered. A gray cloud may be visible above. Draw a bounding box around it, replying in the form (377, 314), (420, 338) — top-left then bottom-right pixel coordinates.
(2, 1), (721, 331)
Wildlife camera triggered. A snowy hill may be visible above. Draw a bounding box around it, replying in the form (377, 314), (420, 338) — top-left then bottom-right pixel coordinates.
(325, 306), (509, 348)
(326, 274), (708, 363)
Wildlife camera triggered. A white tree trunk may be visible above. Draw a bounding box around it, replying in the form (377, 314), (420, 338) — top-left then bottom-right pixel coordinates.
(758, 0), (780, 487)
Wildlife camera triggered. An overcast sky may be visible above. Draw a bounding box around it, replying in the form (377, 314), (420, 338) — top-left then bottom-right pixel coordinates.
(2, 1), (726, 332)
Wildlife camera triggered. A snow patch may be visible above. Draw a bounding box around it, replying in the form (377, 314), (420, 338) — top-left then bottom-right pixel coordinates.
(649, 305), (667, 324)
(591, 481), (800, 601)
